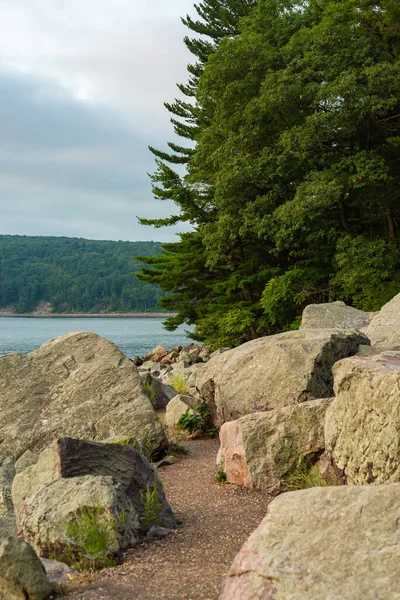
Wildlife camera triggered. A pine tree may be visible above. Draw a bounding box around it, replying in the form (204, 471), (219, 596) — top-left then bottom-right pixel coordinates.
(138, 0), (400, 346)
(137, 0), (258, 342)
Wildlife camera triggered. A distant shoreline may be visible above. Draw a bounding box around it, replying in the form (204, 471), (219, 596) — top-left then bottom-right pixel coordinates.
(0, 313), (175, 319)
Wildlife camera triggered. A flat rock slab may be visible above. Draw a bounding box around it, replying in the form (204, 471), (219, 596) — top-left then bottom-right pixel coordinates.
(220, 483), (400, 600)
(196, 329), (368, 427)
(300, 300), (373, 330)
(0, 332), (168, 460)
(324, 351), (400, 484)
(218, 398), (331, 489)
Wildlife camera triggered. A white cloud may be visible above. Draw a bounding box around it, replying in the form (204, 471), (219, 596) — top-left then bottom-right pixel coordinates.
(0, 0), (196, 129)
(0, 0), (199, 241)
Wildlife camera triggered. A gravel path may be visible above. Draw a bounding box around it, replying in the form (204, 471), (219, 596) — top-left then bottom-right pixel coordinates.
(64, 438), (272, 600)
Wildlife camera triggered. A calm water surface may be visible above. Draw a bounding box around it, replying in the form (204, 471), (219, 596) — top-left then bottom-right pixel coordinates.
(0, 317), (192, 358)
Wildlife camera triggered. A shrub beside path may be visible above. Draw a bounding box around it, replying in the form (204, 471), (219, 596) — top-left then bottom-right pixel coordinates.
(64, 438), (272, 600)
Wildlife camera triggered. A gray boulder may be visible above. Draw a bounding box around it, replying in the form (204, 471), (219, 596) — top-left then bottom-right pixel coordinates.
(19, 474), (140, 564)
(217, 398), (332, 489)
(220, 483), (400, 600)
(196, 329), (368, 427)
(0, 332), (168, 459)
(0, 457), (15, 517)
(300, 300), (374, 330)
(0, 536), (52, 600)
(362, 291), (400, 350)
(140, 372), (177, 409)
(324, 352), (400, 485)
(13, 438), (176, 533)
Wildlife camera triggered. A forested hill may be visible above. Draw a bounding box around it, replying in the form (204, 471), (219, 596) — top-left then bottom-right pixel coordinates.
(0, 235), (165, 314)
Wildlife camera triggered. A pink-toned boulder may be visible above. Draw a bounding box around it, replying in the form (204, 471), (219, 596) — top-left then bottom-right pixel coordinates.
(217, 399), (331, 489)
(144, 344), (168, 362)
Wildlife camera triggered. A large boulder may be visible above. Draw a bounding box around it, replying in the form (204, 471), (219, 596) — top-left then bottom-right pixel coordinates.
(0, 332), (168, 459)
(18, 474), (140, 563)
(220, 483), (400, 600)
(196, 329), (368, 427)
(0, 536), (52, 600)
(324, 352), (400, 485)
(13, 437), (176, 532)
(217, 398), (331, 489)
(0, 457), (15, 517)
(300, 300), (374, 330)
(14, 438), (176, 566)
(362, 291), (400, 350)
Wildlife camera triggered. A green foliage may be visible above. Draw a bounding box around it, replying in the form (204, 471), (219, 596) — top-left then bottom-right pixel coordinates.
(113, 436), (153, 462)
(177, 412), (203, 434)
(63, 504), (125, 571)
(283, 457), (328, 492)
(177, 404), (218, 437)
(333, 236), (400, 311)
(143, 381), (157, 408)
(216, 461), (227, 484)
(140, 474), (163, 530)
(169, 373), (189, 395)
(113, 437), (139, 449)
(260, 267), (330, 332)
(0, 235), (165, 313)
(138, 0), (400, 346)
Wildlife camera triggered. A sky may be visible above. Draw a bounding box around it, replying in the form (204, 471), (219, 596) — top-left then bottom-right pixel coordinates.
(0, 0), (197, 242)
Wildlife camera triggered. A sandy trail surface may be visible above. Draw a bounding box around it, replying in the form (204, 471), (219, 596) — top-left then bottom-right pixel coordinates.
(64, 438), (271, 600)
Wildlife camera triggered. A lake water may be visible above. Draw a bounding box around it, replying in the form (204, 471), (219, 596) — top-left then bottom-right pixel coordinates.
(0, 317), (193, 358)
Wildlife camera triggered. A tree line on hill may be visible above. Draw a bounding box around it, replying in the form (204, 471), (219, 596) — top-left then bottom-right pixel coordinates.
(137, 0), (400, 347)
(0, 235), (165, 314)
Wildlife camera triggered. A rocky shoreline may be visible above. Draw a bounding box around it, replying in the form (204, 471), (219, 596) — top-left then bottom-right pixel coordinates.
(0, 312), (175, 318)
(1, 296), (400, 598)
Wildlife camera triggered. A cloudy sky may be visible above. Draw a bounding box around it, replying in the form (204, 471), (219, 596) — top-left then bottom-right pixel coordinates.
(0, 0), (197, 241)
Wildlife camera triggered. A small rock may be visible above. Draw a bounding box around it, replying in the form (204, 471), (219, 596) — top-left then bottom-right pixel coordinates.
(165, 395), (199, 428)
(154, 456), (176, 469)
(132, 356), (144, 367)
(145, 526), (174, 539)
(40, 558), (79, 585)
